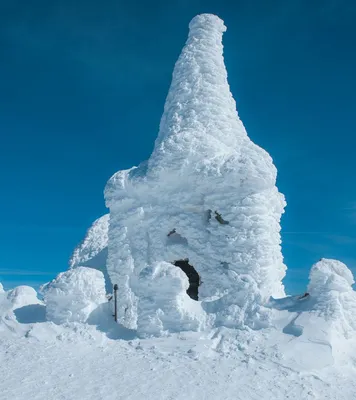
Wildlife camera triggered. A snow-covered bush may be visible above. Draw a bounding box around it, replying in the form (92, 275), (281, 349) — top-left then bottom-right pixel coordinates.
(7, 286), (41, 309)
(307, 258), (356, 336)
(133, 262), (208, 337)
(308, 258), (355, 295)
(42, 267), (107, 325)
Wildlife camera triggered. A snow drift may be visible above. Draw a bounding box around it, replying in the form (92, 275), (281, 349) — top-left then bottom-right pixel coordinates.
(42, 267), (107, 325)
(105, 13), (286, 331)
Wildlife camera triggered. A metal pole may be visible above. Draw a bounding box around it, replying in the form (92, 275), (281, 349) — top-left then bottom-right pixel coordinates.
(114, 284), (118, 322)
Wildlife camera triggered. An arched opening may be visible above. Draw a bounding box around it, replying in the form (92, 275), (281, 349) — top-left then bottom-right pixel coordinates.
(173, 259), (200, 301)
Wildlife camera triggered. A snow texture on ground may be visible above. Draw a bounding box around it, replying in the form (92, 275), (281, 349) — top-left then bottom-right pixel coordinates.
(104, 13), (286, 332)
(1, 298), (356, 400)
(1, 258), (356, 399)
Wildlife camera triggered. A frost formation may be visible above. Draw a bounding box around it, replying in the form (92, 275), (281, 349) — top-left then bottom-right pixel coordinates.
(42, 267), (107, 325)
(70, 214), (111, 292)
(308, 259), (356, 336)
(104, 14), (286, 333)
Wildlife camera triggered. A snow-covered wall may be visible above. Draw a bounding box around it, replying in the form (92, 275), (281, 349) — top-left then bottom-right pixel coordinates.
(105, 14), (286, 332)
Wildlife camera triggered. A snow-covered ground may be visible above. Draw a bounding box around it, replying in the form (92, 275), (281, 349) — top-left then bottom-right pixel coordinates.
(1, 305), (356, 400)
(1, 263), (356, 400)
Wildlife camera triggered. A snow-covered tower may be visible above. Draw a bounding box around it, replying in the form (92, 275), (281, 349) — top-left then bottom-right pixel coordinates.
(105, 14), (286, 334)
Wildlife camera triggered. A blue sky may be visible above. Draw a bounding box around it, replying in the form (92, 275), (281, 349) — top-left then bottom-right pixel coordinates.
(0, 0), (355, 294)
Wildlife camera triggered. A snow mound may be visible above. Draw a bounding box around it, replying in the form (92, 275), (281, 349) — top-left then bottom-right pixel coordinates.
(307, 259), (356, 335)
(105, 13), (286, 332)
(42, 267), (107, 325)
(308, 258), (355, 295)
(0, 282), (3, 293)
(7, 286), (41, 309)
(69, 214), (111, 292)
(270, 259), (356, 366)
(132, 262), (208, 337)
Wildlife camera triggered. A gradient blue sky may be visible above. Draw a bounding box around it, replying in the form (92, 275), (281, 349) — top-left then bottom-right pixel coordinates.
(0, 0), (355, 294)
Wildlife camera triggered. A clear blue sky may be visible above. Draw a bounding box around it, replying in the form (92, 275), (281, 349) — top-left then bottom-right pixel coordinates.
(0, 0), (355, 294)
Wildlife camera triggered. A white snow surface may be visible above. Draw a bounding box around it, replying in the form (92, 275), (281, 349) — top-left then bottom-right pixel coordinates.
(1, 275), (356, 399)
(105, 13), (286, 331)
(6, 285), (41, 309)
(41, 267), (107, 324)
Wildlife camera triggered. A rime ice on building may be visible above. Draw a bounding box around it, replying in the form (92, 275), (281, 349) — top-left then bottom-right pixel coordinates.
(104, 14), (286, 335)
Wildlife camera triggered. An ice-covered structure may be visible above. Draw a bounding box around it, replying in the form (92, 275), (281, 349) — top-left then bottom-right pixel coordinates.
(104, 14), (286, 333)
(42, 267), (107, 325)
(69, 214), (111, 293)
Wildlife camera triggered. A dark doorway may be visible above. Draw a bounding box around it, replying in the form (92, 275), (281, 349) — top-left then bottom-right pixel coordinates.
(173, 259), (200, 301)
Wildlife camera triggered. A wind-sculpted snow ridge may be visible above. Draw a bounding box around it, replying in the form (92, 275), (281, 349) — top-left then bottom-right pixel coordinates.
(42, 267), (107, 325)
(69, 214), (111, 292)
(105, 14), (286, 332)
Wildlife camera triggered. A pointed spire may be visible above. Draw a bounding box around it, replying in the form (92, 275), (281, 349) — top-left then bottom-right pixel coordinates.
(148, 14), (247, 176)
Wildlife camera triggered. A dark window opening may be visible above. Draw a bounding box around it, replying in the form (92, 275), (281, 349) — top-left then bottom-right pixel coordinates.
(173, 259), (200, 301)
